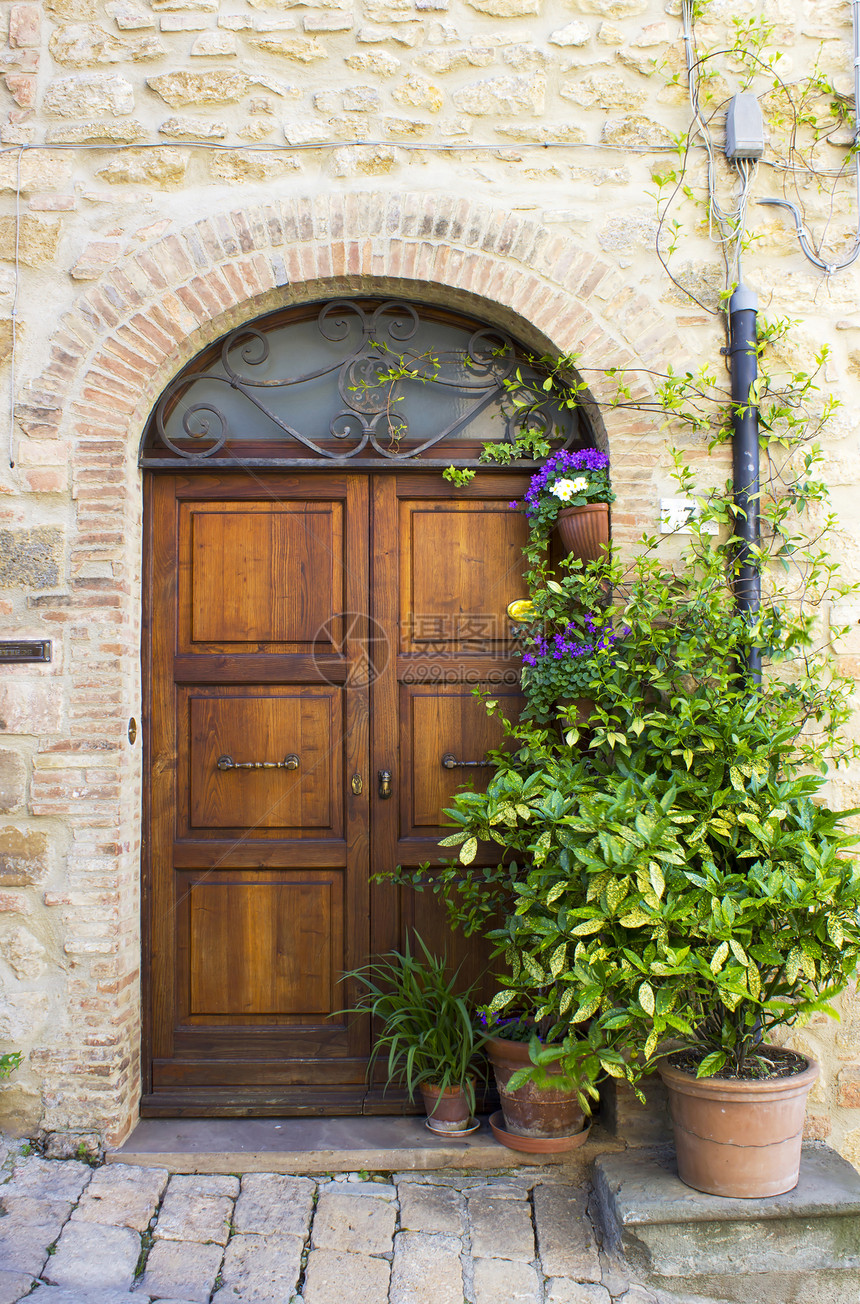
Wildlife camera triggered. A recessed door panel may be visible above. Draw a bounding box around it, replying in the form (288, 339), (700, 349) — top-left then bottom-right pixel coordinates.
(400, 501), (529, 653)
(184, 873), (343, 1018)
(403, 684), (523, 834)
(179, 500), (345, 654)
(186, 689), (340, 833)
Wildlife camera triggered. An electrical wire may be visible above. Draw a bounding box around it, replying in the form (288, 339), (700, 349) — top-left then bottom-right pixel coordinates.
(758, 0), (860, 274)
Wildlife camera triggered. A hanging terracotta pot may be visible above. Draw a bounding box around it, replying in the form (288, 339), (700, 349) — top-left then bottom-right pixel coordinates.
(660, 1053), (819, 1198)
(487, 1036), (586, 1146)
(554, 503), (610, 562)
(419, 1080), (474, 1133)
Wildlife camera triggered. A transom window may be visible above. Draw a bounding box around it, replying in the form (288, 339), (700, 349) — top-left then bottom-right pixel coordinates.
(140, 297), (595, 469)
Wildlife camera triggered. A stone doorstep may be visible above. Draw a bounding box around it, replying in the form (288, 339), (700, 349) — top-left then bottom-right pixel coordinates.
(107, 1114), (626, 1175)
(594, 1145), (860, 1304)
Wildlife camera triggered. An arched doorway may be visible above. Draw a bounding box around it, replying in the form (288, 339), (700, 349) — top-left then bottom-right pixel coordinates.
(140, 296), (597, 1115)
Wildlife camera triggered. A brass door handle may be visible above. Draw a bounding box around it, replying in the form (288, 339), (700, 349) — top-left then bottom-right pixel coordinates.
(378, 769), (392, 799)
(441, 753), (493, 770)
(217, 754), (300, 771)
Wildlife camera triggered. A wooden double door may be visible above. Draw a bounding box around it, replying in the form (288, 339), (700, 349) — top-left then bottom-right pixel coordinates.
(143, 470), (529, 1114)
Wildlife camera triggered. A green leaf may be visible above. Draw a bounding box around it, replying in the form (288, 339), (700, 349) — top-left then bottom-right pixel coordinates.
(697, 1051), (727, 1078)
(459, 837), (478, 866)
(638, 981), (655, 1016)
(710, 941), (729, 974)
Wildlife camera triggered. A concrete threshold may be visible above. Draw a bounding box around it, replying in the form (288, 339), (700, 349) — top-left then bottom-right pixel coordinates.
(108, 1115), (624, 1175)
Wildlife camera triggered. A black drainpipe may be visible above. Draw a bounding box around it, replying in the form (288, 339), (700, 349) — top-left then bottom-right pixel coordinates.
(728, 285), (762, 684)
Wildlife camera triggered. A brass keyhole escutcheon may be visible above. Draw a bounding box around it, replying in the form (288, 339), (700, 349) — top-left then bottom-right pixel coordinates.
(351, 773), (363, 796)
(378, 770), (392, 799)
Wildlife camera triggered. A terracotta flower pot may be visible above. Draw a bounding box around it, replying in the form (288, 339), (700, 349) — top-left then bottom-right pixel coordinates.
(487, 1035), (585, 1141)
(419, 1081), (473, 1133)
(660, 1054), (819, 1198)
(554, 503), (610, 562)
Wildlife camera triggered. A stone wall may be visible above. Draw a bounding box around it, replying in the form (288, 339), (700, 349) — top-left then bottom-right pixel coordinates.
(0, 0), (859, 1153)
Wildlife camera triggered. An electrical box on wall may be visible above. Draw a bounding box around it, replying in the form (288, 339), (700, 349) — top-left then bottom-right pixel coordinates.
(725, 93), (765, 160)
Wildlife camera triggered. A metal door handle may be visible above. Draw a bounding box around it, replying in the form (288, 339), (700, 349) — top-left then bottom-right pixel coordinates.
(217, 754), (300, 771)
(441, 753), (493, 770)
(378, 769), (392, 798)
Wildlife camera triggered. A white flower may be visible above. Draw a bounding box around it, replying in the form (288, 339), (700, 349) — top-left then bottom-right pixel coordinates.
(550, 476), (589, 501)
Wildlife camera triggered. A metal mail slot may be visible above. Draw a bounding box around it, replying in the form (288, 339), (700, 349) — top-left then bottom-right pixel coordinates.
(0, 640), (52, 663)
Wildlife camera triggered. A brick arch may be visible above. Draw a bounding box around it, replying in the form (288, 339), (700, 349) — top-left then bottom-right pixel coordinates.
(24, 191), (684, 1146)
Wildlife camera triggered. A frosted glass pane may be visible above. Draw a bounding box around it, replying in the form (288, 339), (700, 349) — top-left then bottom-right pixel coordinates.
(148, 299), (583, 459)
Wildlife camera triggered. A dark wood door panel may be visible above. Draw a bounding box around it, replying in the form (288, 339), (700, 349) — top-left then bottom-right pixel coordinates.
(184, 688), (342, 834)
(178, 495), (347, 655)
(399, 498), (530, 655)
(400, 683), (524, 837)
(175, 869), (345, 1024)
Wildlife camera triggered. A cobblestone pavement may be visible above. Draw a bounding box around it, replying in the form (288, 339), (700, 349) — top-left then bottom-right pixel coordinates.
(0, 1133), (704, 1304)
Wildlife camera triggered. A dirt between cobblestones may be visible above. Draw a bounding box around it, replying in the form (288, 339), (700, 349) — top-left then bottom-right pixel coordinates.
(0, 1132), (721, 1304)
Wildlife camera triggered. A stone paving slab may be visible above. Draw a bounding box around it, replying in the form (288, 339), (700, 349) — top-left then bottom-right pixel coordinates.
(473, 1257), (541, 1303)
(3, 1156), (92, 1204)
(0, 1271), (35, 1304)
(167, 1175), (240, 1199)
(42, 1221), (141, 1293)
(0, 1220), (57, 1277)
(302, 1248), (391, 1304)
(232, 1173), (315, 1237)
(28, 1289), (152, 1304)
(217, 1231), (305, 1303)
(389, 1230), (464, 1304)
(535, 1184), (602, 1282)
(312, 1190), (397, 1255)
(546, 1283), (613, 1304)
(72, 1163), (169, 1233)
(135, 1240), (224, 1304)
(398, 1181), (464, 1234)
(468, 1189), (535, 1262)
(152, 1189), (234, 1246)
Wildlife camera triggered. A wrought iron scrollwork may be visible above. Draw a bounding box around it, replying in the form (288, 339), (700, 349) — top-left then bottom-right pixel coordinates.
(147, 298), (580, 464)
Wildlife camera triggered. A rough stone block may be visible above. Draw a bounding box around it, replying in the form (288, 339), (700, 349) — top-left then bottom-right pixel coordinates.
(398, 1182), (464, 1234)
(218, 1232), (304, 1302)
(534, 1184), (600, 1282)
(46, 120), (146, 142)
(0, 527), (63, 590)
(72, 1162), (169, 1232)
(44, 72), (134, 116)
(452, 71), (545, 115)
(594, 1147), (860, 1282)
(468, 1192), (535, 1262)
(473, 1258), (541, 1302)
(95, 148), (188, 185)
(49, 24), (164, 66)
(389, 1231), (463, 1304)
(598, 1075), (671, 1146)
(312, 1190), (397, 1255)
(147, 70), (257, 106)
(0, 1220), (56, 1277)
(0, 1271), (36, 1304)
(168, 1174), (240, 1198)
(4, 1156), (92, 1204)
(0, 925), (46, 976)
(0, 827), (48, 886)
(136, 1239), (223, 1303)
(9, 5), (41, 47)
(0, 685), (62, 734)
(303, 1249), (390, 1304)
(153, 1188), (233, 1245)
(43, 1221), (140, 1292)
(545, 1283), (611, 1304)
(233, 1173), (315, 1236)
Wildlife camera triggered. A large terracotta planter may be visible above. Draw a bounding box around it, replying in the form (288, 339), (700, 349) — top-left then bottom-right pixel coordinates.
(419, 1081), (473, 1133)
(660, 1055), (819, 1198)
(487, 1035), (585, 1141)
(554, 503), (610, 562)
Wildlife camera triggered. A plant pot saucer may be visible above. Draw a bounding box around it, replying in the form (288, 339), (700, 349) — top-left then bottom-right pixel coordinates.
(488, 1111), (591, 1154)
(426, 1116), (481, 1136)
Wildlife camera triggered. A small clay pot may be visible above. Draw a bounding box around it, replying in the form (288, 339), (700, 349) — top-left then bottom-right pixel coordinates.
(660, 1054), (819, 1198)
(419, 1081), (473, 1133)
(554, 503), (610, 562)
(487, 1036), (585, 1140)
